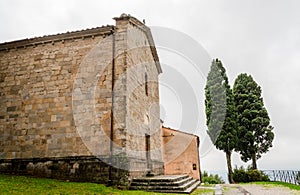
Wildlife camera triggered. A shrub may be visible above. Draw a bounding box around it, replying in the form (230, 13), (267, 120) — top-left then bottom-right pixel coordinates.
(248, 169), (263, 181)
(233, 166), (248, 182)
(233, 166), (269, 183)
(201, 171), (225, 184)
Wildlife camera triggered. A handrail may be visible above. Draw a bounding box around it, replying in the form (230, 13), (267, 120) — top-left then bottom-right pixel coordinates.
(262, 170), (300, 185)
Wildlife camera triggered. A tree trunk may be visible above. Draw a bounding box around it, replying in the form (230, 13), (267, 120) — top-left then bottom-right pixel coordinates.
(252, 153), (257, 170)
(226, 151), (234, 184)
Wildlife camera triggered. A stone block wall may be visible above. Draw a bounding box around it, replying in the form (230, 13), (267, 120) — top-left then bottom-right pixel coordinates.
(0, 156), (129, 184)
(0, 31), (112, 159)
(0, 14), (164, 183)
(122, 19), (163, 163)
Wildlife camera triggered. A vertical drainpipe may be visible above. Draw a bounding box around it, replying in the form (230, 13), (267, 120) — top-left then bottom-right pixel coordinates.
(108, 27), (115, 185)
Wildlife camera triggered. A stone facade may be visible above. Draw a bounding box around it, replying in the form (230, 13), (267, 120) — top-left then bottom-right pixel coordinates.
(0, 14), (163, 185)
(162, 127), (201, 180)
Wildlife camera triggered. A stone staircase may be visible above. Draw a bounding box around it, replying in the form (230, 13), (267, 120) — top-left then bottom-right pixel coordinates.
(129, 175), (200, 194)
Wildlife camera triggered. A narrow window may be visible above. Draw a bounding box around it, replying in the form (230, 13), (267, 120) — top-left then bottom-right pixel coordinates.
(145, 134), (150, 153)
(145, 134), (151, 168)
(145, 73), (148, 96)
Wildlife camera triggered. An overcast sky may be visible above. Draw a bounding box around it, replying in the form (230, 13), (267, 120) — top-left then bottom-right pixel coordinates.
(1, 0), (299, 175)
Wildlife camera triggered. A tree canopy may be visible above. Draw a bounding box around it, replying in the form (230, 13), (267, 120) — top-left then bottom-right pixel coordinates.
(233, 73), (274, 169)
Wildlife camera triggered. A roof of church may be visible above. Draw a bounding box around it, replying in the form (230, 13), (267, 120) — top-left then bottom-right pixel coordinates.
(162, 126), (200, 139)
(0, 14), (162, 73)
(0, 25), (114, 51)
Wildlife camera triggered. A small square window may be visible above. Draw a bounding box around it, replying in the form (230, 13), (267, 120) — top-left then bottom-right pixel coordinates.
(193, 163), (197, 170)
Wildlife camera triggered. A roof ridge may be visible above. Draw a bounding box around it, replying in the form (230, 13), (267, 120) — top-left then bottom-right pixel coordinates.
(162, 126), (199, 138)
(0, 25), (114, 51)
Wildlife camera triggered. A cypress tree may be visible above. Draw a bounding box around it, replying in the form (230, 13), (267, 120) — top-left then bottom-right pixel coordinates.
(205, 59), (237, 183)
(233, 73), (274, 169)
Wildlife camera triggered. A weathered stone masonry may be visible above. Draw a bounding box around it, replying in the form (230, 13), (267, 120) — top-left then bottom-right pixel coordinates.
(0, 14), (163, 184)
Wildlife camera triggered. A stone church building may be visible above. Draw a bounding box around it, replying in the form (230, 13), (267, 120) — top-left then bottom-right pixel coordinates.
(0, 14), (200, 185)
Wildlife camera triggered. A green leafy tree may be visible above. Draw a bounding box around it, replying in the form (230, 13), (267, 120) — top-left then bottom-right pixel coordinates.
(205, 59), (237, 183)
(233, 73), (274, 169)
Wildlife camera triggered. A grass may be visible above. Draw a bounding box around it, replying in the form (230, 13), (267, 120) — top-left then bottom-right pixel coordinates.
(194, 188), (214, 194)
(199, 183), (215, 187)
(251, 181), (300, 191)
(0, 174), (209, 195)
(0, 174), (129, 195)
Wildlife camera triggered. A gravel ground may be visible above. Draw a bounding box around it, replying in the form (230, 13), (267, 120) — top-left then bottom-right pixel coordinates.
(222, 184), (300, 195)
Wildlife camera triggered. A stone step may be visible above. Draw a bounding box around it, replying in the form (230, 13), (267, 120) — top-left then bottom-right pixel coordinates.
(182, 180), (201, 194)
(131, 174), (189, 183)
(130, 175), (192, 187)
(147, 178), (198, 191)
(129, 175), (200, 194)
(151, 180), (201, 194)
